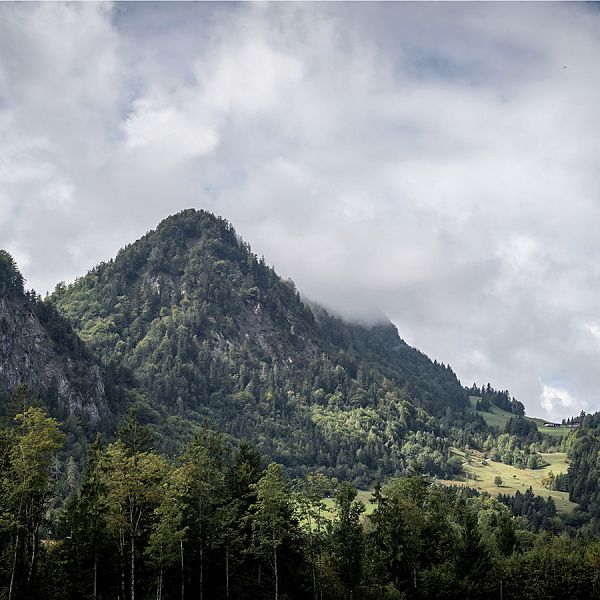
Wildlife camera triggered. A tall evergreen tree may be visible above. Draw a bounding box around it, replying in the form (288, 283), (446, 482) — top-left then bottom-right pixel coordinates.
(250, 463), (298, 600)
(330, 482), (365, 600)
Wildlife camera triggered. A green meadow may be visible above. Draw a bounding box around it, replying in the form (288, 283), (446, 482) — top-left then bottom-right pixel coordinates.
(468, 396), (570, 440)
(322, 451), (575, 517)
(440, 448), (576, 513)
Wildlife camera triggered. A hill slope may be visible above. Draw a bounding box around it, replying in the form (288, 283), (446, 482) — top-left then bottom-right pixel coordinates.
(0, 250), (108, 424)
(51, 209), (475, 482)
(468, 396), (570, 439)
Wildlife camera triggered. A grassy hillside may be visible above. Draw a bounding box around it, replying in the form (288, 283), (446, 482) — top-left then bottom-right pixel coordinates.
(468, 396), (570, 439)
(530, 417), (571, 439)
(440, 448), (576, 513)
(324, 455), (576, 516)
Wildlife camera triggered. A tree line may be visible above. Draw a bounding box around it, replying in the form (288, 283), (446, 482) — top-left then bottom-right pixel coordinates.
(4, 398), (600, 600)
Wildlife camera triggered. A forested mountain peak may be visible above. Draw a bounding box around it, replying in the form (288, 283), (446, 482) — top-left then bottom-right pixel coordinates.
(50, 209), (472, 480)
(55, 208), (316, 354)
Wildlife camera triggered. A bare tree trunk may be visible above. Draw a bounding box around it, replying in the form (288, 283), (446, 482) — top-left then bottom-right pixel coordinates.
(131, 533), (136, 600)
(274, 546), (279, 600)
(8, 527), (20, 600)
(27, 520), (40, 585)
(27, 533), (36, 585)
(157, 565), (163, 600)
(93, 550), (98, 600)
(120, 528), (126, 600)
(225, 546), (230, 600)
(199, 544), (203, 600)
(180, 539), (185, 600)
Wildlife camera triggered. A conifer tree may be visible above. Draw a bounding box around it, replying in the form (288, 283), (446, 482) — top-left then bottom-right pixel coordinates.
(330, 482), (365, 600)
(250, 463), (296, 600)
(178, 426), (228, 600)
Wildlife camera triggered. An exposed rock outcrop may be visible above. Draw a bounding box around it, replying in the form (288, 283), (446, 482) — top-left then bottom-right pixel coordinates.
(0, 284), (107, 422)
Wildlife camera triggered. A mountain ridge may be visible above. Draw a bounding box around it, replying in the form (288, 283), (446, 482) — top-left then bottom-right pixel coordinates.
(45, 208), (475, 481)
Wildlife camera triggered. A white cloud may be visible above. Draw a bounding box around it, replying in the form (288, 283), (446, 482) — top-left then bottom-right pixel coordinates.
(1, 2), (600, 420)
(122, 99), (219, 163)
(197, 40), (304, 114)
(541, 383), (581, 417)
(586, 322), (600, 344)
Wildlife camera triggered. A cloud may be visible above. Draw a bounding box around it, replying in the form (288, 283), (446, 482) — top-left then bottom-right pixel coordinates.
(122, 99), (219, 163)
(1, 2), (600, 420)
(541, 384), (581, 416)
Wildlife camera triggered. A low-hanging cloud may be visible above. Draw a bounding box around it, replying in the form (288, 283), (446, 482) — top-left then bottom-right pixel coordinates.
(1, 2), (600, 420)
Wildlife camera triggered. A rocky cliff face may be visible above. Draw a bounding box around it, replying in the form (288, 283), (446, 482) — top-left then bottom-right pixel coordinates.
(0, 295), (107, 422)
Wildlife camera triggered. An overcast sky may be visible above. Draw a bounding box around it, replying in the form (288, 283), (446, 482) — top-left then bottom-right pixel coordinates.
(2, 2), (600, 421)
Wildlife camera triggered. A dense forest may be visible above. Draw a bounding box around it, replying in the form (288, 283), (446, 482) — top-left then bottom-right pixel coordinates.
(46, 209), (485, 484)
(566, 413), (600, 517)
(2, 394), (600, 600)
(468, 383), (525, 416)
(4, 211), (600, 598)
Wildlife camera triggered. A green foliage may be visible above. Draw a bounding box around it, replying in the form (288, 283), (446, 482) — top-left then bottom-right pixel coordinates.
(468, 383), (525, 416)
(49, 209), (473, 483)
(296, 472), (331, 599)
(0, 250), (25, 297)
(504, 416), (541, 444)
(250, 463), (302, 600)
(565, 413), (600, 516)
(502, 536), (599, 600)
(117, 406), (153, 454)
(330, 482), (365, 599)
(366, 479), (500, 599)
(0, 397), (63, 600)
(145, 472), (187, 597)
(2, 415), (600, 600)
(497, 488), (558, 532)
(59, 434), (110, 599)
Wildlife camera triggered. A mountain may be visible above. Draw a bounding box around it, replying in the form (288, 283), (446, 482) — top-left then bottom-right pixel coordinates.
(49, 209), (478, 483)
(0, 250), (108, 424)
(1, 213), (593, 600)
